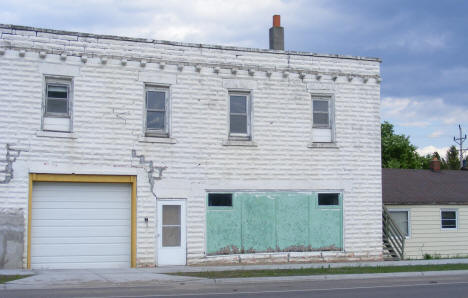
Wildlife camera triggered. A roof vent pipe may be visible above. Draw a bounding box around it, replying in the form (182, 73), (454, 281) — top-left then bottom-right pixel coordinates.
(269, 15), (284, 50)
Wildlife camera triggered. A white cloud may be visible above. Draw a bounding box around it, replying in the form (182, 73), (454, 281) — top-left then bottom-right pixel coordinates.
(381, 96), (468, 151)
(429, 130), (444, 138)
(1, 0), (320, 47)
(380, 97), (412, 116)
(369, 30), (450, 53)
(400, 121), (430, 128)
(417, 145), (449, 157)
(381, 96), (468, 128)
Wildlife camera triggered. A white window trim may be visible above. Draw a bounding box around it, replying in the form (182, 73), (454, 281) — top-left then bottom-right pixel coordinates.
(145, 85), (171, 138)
(312, 97), (331, 129)
(44, 76), (72, 118)
(441, 208), (458, 230)
(228, 90), (252, 141)
(388, 208), (411, 238)
(41, 76), (73, 133)
(311, 93), (335, 144)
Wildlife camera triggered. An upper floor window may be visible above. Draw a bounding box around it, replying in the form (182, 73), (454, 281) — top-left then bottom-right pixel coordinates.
(42, 77), (73, 132)
(145, 86), (169, 137)
(229, 91), (251, 140)
(45, 78), (71, 117)
(441, 209), (457, 229)
(313, 97), (331, 128)
(311, 95), (334, 143)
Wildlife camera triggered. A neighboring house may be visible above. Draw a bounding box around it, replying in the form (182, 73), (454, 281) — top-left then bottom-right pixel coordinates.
(383, 159), (468, 259)
(0, 16), (382, 269)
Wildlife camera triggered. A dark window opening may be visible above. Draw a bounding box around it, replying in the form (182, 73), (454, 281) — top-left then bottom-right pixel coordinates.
(318, 193), (339, 206)
(441, 211), (457, 229)
(208, 193), (233, 207)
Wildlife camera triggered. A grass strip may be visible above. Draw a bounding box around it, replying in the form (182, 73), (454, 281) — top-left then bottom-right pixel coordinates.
(0, 275), (30, 284)
(170, 264), (468, 279)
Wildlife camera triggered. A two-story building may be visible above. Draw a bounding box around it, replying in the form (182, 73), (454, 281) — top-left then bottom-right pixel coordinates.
(0, 17), (382, 269)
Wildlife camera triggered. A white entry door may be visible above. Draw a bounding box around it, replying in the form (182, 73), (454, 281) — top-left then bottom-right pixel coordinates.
(156, 199), (186, 266)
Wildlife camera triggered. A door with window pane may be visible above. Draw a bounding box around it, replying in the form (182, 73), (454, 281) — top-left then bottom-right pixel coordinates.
(156, 199), (186, 266)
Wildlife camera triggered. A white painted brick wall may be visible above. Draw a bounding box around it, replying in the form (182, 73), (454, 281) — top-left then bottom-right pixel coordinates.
(0, 25), (382, 267)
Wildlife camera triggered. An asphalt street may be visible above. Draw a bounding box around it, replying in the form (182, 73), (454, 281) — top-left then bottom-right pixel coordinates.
(1, 272), (468, 298)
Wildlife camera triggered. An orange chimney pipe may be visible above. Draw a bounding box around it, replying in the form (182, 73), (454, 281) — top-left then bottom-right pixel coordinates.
(273, 15), (281, 27)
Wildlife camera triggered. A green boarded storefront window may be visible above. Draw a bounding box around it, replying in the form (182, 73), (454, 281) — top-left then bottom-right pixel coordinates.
(206, 192), (343, 255)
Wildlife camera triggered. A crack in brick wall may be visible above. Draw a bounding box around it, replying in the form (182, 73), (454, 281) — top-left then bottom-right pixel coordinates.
(131, 149), (167, 198)
(0, 144), (23, 184)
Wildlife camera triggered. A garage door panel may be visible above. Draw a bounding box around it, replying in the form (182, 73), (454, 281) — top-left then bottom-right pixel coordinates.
(31, 194), (130, 203)
(32, 261), (129, 269)
(33, 201), (131, 209)
(31, 195), (129, 203)
(31, 254), (130, 263)
(32, 219), (130, 227)
(31, 182), (132, 269)
(31, 243), (130, 256)
(32, 236), (130, 245)
(32, 226), (130, 237)
(33, 182), (130, 192)
(32, 208), (131, 220)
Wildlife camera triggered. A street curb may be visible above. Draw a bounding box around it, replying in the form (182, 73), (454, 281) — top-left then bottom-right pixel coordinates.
(209, 269), (468, 284)
(2, 270), (468, 291)
(0, 270), (34, 276)
(154, 258), (468, 273)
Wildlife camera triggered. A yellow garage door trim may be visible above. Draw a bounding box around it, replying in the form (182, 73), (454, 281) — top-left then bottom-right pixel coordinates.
(27, 173), (137, 269)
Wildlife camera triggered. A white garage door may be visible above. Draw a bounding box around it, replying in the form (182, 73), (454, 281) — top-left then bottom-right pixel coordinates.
(31, 182), (131, 269)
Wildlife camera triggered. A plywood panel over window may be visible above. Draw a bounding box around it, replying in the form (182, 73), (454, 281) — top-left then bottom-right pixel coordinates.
(206, 192), (342, 255)
(206, 194), (242, 255)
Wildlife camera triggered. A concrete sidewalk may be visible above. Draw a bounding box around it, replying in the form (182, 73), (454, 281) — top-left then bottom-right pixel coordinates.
(2, 258), (468, 290)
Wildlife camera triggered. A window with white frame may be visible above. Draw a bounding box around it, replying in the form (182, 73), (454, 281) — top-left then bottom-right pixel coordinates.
(311, 95), (334, 143)
(313, 97), (331, 128)
(441, 209), (457, 229)
(145, 86), (169, 136)
(45, 78), (71, 117)
(42, 77), (73, 132)
(389, 210), (409, 237)
(229, 91), (251, 139)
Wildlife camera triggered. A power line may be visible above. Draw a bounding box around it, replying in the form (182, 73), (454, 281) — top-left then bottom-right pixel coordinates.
(453, 124), (467, 169)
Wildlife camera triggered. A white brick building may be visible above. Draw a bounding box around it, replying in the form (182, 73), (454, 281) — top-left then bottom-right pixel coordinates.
(0, 22), (382, 269)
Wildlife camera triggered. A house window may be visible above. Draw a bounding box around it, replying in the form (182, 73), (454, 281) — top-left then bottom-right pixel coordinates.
(45, 78), (71, 117)
(229, 92), (251, 139)
(441, 210), (457, 229)
(145, 86), (169, 136)
(208, 193), (233, 207)
(389, 210), (409, 237)
(318, 193), (339, 206)
(311, 95), (334, 143)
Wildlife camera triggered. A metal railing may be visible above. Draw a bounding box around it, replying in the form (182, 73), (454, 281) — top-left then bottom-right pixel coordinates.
(382, 205), (405, 260)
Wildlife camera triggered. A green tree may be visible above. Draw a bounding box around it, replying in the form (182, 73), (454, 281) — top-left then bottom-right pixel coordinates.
(433, 151), (448, 170)
(446, 145), (460, 170)
(420, 153), (434, 170)
(381, 121), (422, 169)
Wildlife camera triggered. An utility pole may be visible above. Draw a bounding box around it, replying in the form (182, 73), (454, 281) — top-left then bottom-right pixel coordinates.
(453, 124), (467, 169)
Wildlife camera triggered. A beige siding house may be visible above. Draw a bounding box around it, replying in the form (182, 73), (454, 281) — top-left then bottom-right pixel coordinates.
(383, 163), (468, 259)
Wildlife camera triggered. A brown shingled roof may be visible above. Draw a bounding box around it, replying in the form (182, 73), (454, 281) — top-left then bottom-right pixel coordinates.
(382, 168), (468, 205)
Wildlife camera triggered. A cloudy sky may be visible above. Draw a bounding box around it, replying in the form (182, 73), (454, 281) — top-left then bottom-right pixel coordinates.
(2, 0), (467, 157)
